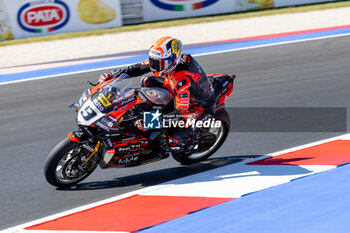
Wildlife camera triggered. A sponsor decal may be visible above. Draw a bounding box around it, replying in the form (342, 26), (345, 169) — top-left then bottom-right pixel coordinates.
(93, 98), (105, 111)
(149, 49), (162, 57)
(220, 87), (228, 94)
(117, 147), (130, 152)
(82, 143), (94, 153)
(79, 91), (88, 107)
(146, 90), (158, 97)
(150, 0), (218, 11)
(130, 143), (141, 152)
(107, 115), (119, 122)
(96, 121), (110, 131)
(17, 0), (70, 33)
(139, 140), (149, 147)
(101, 117), (114, 128)
(117, 96), (136, 107)
(112, 96), (124, 104)
(171, 39), (181, 55)
(184, 72), (194, 77)
(153, 106), (162, 110)
(82, 126), (94, 136)
(118, 156), (138, 164)
(106, 148), (115, 154)
(98, 93), (112, 107)
(118, 105), (129, 112)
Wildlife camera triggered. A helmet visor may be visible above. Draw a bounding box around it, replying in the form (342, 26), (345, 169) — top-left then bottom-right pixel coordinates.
(149, 54), (176, 72)
(149, 57), (165, 72)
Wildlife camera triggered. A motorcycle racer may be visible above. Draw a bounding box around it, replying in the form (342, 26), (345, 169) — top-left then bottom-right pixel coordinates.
(98, 36), (216, 154)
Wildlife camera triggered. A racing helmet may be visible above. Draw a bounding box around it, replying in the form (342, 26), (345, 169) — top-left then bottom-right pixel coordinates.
(148, 36), (182, 76)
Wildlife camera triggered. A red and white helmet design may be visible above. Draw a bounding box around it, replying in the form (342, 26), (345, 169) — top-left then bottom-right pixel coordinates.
(148, 36), (182, 76)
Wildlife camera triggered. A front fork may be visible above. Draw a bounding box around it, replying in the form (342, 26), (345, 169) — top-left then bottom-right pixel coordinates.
(84, 141), (101, 163)
(67, 130), (102, 163)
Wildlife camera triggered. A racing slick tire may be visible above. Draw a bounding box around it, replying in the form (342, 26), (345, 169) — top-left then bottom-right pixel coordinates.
(44, 138), (99, 188)
(172, 109), (230, 165)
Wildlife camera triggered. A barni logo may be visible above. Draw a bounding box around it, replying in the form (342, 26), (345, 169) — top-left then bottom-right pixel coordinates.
(150, 0), (218, 11)
(18, 0), (70, 33)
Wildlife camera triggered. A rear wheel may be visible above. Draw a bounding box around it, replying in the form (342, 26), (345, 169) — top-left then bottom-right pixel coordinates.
(44, 138), (100, 188)
(172, 110), (230, 165)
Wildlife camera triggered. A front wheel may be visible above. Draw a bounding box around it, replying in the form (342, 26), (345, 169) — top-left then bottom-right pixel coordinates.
(172, 110), (230, 165)
(44, 138), (100, 188)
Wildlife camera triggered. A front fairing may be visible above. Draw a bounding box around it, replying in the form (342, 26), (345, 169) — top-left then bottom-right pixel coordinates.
(77, 98), (104, 126)
(76, 77), (138, 129)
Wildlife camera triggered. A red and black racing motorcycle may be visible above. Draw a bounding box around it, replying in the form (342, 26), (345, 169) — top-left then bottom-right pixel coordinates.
(44, 73), (235, 188)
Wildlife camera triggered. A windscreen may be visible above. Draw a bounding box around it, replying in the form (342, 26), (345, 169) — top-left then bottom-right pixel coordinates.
(92, 75), (135, 112)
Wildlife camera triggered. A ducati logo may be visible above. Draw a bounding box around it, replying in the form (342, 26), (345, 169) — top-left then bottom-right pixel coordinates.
(146, 90), (158, 97)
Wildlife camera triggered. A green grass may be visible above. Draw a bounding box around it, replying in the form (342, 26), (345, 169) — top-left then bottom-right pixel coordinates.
(1, 0), (349, 47)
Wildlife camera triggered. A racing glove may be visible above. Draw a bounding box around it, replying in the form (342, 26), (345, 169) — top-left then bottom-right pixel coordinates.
(98, 69), (123, 83)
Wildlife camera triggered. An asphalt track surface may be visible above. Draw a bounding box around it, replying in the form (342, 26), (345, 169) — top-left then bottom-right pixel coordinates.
(1, 35), (350, 230)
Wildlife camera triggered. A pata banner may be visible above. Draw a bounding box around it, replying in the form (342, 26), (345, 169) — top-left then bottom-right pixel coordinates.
(0, 0), (122, 40)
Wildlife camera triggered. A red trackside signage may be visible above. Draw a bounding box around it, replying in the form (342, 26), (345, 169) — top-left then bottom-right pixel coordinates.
(18, 0), (70, 33)
(24, 6), (64, 27)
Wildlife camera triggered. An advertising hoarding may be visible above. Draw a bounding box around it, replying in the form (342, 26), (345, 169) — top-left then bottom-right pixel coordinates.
(236, 0), (337, 11)
(142, 0), (236, 22)
(0, 0), (13, 41)
(0, 0), (339, 41)
(274, 0), (337, 7)
(2, 0), (122, 40)
(143, 0), (338, 22)
(236, 0), (274, 11)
